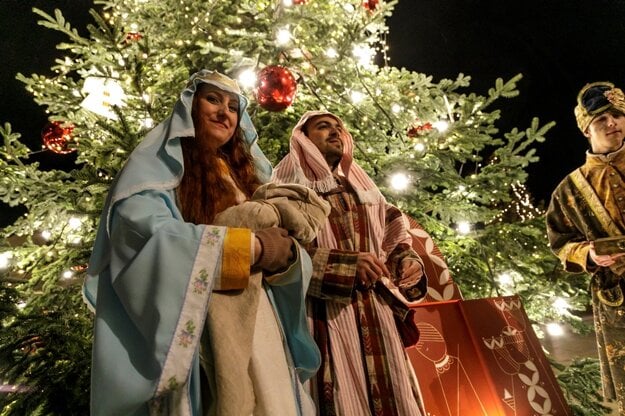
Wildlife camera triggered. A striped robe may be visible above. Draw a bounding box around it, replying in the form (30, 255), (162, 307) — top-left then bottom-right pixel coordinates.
(306, 177), (425, 416)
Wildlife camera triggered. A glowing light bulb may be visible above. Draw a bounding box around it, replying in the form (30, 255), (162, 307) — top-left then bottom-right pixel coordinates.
(553, 297), (570, 315)
(432, 120), (449, 132)
(68, 217), (82, 229)
(498, 273), (513, 286)
(62, 270), (74, 279)
(390, 173), (410, 191)
(0, 252), (11, 270)
(276, 28), (291, 45)
(352, 44), (375, 67)
(457, 221), (471, 235)
(350, 90), (365, 104)
(325, 48), (339, 59)
(238, 69), (257, 89)
(142, 118), (154, 128)
(546, 322), (565, 337)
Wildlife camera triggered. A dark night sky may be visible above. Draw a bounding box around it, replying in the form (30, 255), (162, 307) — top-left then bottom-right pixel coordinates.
(2, 0), (625, 226)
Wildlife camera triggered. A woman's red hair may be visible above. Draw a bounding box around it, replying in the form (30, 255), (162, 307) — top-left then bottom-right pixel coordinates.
(177, 90), (262, 224)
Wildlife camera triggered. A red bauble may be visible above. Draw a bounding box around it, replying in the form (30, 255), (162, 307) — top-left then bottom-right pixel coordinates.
(407, 122), (433, 138)
(363, 0), (379, 11)
(255, 65), (298, 112)
(292, 0), (308, 4)
(124, 31), (143, 44)
(41, 121), (76, 154)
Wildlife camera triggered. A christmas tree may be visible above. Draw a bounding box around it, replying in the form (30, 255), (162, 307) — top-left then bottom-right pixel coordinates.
(0, 0), (606, 414)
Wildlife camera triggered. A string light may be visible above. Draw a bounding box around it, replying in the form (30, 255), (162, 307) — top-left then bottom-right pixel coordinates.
(389, 172), (410, 191)
(413, 142), (426, 152)
(432, 120), (449, 132)
(352, 44), (376, 68)
(80, 77), (127, 119)
(546, 322), (565, 337)
(350, 90), (365, 104)
(325, 48), (339, 59)
(456, 221), (471, 235)
(553, 297), (570, 315)
(237, 69), (257, 89)
(68, 217), (83, 229)
(0, 252), (12, 270)
(497, 272), (513, 286)
(275, 27), (291, 46)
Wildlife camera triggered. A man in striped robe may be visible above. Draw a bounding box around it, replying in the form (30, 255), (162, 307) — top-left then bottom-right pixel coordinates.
(546, 81), (625, 414)
(272, 111), (427, 415)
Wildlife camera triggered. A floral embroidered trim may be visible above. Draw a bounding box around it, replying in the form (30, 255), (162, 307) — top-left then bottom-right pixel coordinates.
(150, 225), (226, 415)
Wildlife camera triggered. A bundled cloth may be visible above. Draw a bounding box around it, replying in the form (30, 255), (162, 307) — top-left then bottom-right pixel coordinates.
(205, 182), (329, 415)
(214, 183), (331, 243)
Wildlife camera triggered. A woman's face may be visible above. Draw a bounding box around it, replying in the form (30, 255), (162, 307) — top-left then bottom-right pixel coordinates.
(193, 83), (240, 150)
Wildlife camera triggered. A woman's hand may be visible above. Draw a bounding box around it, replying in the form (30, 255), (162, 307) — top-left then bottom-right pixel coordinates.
(254, 227), (295, 272)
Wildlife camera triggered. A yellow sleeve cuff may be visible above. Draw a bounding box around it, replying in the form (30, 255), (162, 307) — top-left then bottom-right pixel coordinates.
(214, 227), (252, 291)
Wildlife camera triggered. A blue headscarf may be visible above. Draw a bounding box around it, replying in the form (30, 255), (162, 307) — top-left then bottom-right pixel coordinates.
(85, 69), (273, 306)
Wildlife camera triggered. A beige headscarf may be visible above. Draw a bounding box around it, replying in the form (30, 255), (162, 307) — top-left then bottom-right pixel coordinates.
(574, 81), (625, 132)
(271, 111), (390, 258)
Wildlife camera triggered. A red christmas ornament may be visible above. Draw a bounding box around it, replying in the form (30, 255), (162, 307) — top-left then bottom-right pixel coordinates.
(292, 0), (308, 4)
(255, 65), (298, 112)
(41, 121), (76, 154)
(363, 0), (379, 11)
(407, 122), (433, 138)
(123, 31), (143, 44)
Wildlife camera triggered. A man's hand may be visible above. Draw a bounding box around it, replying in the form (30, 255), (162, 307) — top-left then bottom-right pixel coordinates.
(400, 259), (424, 283)
(589, 241), (625, 267)
(356, 252), (391, 289)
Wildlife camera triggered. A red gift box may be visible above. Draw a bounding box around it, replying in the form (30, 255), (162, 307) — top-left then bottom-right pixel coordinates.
(403, 215), (571, 415)
(407, 296), (571, 415)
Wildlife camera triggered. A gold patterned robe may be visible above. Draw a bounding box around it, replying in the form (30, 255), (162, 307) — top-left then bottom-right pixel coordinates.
(546, 144), (625, 413)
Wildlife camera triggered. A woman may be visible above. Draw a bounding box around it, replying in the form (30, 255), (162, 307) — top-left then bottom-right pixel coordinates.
(83, 70), (320, 416)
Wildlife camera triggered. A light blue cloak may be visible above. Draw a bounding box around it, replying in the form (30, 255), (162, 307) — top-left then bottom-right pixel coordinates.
(83, 70), (319, 415)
